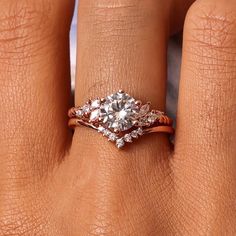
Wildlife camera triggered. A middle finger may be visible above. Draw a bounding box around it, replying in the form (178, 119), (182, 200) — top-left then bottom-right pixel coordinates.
(73, 0), (172, 158)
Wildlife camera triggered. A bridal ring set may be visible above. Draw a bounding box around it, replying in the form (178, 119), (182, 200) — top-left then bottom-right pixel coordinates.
(68, 90), (174, 149)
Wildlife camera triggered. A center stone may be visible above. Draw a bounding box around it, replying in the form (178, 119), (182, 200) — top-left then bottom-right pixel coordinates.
(100, 91), (139, 131)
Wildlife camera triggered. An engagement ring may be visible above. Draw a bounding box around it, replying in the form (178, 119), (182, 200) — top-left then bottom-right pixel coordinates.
(68, 90), (174, 149)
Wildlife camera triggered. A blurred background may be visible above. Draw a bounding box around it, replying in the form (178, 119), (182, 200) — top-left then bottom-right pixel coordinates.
(69, 0), (182, 121)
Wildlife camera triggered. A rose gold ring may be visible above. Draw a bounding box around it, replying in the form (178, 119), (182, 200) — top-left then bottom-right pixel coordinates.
(68, 90), (174, 149)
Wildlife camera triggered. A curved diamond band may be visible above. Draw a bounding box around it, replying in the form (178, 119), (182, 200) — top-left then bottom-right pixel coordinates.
(68, 90), (174, 149)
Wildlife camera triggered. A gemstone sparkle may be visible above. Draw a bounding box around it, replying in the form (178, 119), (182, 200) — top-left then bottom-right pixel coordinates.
(100, 91), (139, 131)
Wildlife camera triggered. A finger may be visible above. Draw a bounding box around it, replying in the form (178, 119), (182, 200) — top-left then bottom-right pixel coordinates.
(72, 0), (189, 157)
(64, 0), (192, 234)
(0, 1), (74, 177)
(173, 0), (236, 231)
(170, 0), (197, 34)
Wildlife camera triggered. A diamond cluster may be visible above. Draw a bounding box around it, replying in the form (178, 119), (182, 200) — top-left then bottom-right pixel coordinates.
(74, 90), (162, 148)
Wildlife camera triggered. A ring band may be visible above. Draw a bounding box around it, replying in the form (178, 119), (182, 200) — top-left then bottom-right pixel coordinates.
(68, 90), (174, 149)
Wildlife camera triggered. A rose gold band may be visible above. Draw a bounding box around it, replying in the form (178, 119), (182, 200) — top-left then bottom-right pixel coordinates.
(68, 107), (173, 124)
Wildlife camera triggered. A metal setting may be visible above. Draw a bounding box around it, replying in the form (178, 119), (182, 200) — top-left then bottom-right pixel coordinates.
(68, 90), (174, 149)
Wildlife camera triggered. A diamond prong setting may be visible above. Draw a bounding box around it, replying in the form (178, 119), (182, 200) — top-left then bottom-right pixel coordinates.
(69, 90), (172, 149)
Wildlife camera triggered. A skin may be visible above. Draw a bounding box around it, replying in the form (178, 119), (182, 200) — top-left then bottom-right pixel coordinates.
(0, 0), (235, 235)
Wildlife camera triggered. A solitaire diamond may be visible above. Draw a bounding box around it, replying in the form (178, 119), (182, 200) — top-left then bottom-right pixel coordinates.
(100, 91), (139, 131)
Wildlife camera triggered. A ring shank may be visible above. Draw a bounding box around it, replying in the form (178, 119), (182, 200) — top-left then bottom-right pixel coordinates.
(68, 118), (174, 135)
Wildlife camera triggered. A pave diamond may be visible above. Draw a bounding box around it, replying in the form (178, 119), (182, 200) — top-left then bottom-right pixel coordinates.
(91, 99), (100, 108)
(98, 126), (105, 133)
(108, 133), (117, 142)
(100, 91), (139, 131)
(116, 138), (125, 149)
(82, 104), (90, 113)
(147, 112), (159, 124)
(75, 109), (84, 117)
(131, 130), (138, 138)
(124, 134), (132, 143)
(103, 129), (111, 137)
(137, 128), (143, 136)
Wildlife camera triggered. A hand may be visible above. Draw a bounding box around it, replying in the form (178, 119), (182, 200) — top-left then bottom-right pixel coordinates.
(0, 0), (235, 235)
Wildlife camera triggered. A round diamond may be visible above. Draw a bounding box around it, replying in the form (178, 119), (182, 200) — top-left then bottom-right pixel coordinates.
(135, 104), (150, 118)
(100, 91), (139, 131)
(103, 129), (111, 137)
(137, 128), (143, 136)
(147, 113), (158, 124)
(91, 99), (100, 108)
(131, 130), (138, 139)
(98, 126), (105, 133)
(124, 134), (132, 143)
(108, 133), (117, 142)
(75, 109), (84, 117)
(82, 104), (90, 113)
(116, 138), (125, 149)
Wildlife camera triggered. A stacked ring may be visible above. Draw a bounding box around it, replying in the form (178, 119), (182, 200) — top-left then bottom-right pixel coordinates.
(68, 90), (174, 149)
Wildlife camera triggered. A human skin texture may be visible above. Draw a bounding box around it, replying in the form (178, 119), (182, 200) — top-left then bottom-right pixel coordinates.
(0, 0), (236, 235)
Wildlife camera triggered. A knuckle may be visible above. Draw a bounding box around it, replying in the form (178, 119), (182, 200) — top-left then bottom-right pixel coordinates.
(78, 0), (170, 41)
(77, 0), (170, 99)
(186, 1), (236, 46)
(184, 1), (236, 82)
(0, 0), (71, 65)
(0, 1), (51, 46)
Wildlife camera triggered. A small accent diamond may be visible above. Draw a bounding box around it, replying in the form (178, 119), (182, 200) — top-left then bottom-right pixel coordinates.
(75, 109), (83, 117)
(108, 133), (117, 142)
(116, 138), (125, 149)
(98, 126), (105, 133)
(131, 130), (138, 138)
(124, 134), (132, 143)
(82, 104), (91, 113)
(147, 113), (158, 123)
(103, 129), (111, 137)
(137, 128), (143, 136)
(91, 99), (100, 108)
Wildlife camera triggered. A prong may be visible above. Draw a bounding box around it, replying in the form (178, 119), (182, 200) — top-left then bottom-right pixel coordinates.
(84, 112), (90, 117)
(86, 99), (91, 105)
(100, 97), (105, 102)
(98, 117), (103, 122)
(118, 89), (124, 93)
(135, 100), (142, 106)
(114, 129), (120, 134)
(68, 108), (75, 117)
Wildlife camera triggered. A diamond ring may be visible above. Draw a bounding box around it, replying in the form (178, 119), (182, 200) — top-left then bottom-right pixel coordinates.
(68, 90), (174, 149)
